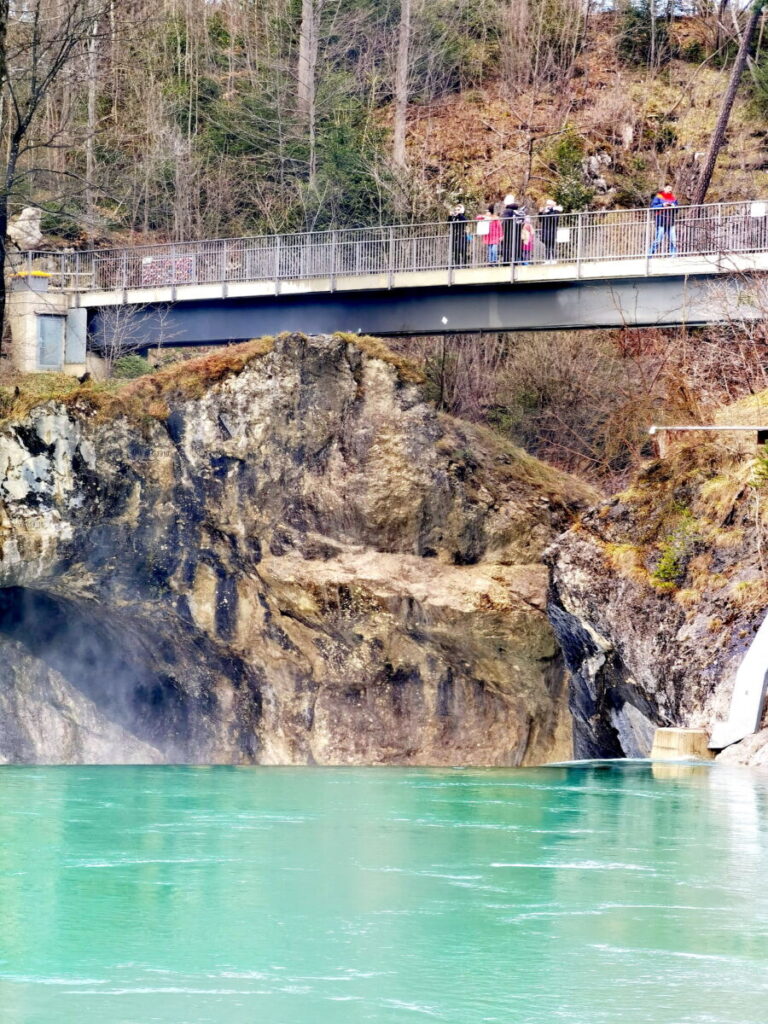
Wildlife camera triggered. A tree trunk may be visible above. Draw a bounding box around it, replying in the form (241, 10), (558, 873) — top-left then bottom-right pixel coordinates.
(86, 17), (100, 246)
(0, 0), (10, 355)
(297, 0), (319, 184)
(0, 139), (20, 365)
(693, 1), (765, 205)
(715, 0), (730, 50)
(649, 0), (657, 68)
(393, 0), (411, 167)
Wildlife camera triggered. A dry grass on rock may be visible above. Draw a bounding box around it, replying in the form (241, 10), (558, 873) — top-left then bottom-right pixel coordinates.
(0, 336), (277, 427)
(334, 332), (425, 385)
(0, 333), (426, 429)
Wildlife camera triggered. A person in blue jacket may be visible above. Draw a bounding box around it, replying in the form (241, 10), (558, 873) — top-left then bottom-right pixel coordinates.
(649, 186), (679, 255)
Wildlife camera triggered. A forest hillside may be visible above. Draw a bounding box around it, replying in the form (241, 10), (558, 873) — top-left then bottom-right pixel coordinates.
(3, 2), (768, 244)
(3, 1), (768, 489)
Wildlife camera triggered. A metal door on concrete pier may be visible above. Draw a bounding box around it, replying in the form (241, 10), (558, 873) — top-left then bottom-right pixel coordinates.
(37, 315), (64, 370)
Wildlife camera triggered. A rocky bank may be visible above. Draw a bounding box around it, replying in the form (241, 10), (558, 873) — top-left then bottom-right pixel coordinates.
(547, 412), (768, 767)
(0, 332), (593, 765)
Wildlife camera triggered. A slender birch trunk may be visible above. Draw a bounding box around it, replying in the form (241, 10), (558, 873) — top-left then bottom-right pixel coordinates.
(393, 0), (411, 168)
(86, 17), (100, 245)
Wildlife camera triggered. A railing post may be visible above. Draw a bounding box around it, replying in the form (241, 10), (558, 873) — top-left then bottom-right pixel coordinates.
(330, 230), (337, 290)
(645, 207), (652, 275)
(448, 223), (454, 285)
(170, 243), (177, 286)
(121, 252), (128, 293)
(274, 235), (281, 292)
(388, 226), (395, 288)
(75, 251), (81, 291)
(576, 212), (583, 278)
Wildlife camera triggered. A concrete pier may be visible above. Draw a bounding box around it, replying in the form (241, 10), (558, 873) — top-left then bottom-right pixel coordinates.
(6, 274), (87, 375)
(651, 728), (714, 761)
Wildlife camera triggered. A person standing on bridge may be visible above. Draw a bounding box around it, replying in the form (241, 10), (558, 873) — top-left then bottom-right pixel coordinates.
(448, 204), (469, 266)
(477, 205), (503, 265)
(520, 216), (535, 264)
(649, 186), (679, 256)
(539, 198), (563, 263)
(501, 194), (523, 265)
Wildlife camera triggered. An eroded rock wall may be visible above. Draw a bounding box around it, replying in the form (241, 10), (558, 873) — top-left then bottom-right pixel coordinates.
(0, 333), (590, 765)
(547, 436), (768, 765)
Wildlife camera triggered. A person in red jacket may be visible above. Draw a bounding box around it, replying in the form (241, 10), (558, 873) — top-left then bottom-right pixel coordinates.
(476, 204), (503, 265)
(649, 186), (679, 255)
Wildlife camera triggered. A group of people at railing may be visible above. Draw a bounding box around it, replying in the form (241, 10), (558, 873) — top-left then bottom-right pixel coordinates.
(448, 194), (564, 267)
(32, 184), (768, 293)
(448, 186), (680, 267)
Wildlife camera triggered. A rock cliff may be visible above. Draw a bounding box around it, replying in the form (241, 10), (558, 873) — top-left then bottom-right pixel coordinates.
(0, 332), (592, 765)
(548, 415), (768, 766)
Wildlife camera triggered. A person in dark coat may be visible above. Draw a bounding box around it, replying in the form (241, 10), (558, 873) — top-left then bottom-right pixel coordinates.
(501, 193), (523, 264)
(539, 198), (563, 262)
(448, 204), (469, 265)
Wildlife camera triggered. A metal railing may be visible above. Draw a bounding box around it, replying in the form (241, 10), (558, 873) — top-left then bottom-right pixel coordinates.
(10, 199), (768, 293)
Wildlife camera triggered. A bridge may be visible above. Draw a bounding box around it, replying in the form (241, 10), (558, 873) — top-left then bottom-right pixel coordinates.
(7, 199), (768, 374)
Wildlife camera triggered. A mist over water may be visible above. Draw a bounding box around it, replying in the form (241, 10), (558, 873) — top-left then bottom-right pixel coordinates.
(0, 587), (211, 761)
(0, 763), (766, 1024)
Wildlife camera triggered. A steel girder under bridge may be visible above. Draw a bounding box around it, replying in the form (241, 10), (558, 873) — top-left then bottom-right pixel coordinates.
(83, 272), (753, 349)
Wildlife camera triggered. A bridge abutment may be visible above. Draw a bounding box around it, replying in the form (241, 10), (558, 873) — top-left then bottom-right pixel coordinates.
(7, 275), (86, 376)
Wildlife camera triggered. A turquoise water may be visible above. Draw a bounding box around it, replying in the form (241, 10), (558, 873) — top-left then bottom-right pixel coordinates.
(0, 763), (766, 1024)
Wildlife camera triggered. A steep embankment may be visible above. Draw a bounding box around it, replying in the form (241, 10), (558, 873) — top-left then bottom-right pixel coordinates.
(548, 401), (768, 766)
(0, 333), (593, 765)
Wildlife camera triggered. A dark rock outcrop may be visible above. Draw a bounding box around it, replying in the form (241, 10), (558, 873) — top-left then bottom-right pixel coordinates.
(0, 333), (592, 764)
(547, 429), (768, 765)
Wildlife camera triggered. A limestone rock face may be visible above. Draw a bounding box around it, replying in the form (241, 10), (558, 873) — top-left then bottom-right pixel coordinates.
(547, 437), (768, 765)
(7, 207), (43, 251)
(0, 333), (589, 765)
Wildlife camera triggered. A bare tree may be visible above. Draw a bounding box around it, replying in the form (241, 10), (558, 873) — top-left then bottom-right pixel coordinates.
(95, 302), (178, 375)
(85, 13), (101, 245)
(0, 0), (111, 341)
(693, 0), (766, 205)
(503, 0), (592, 94)
(297, 0), (320, 183)
(393, 0), (411, 167)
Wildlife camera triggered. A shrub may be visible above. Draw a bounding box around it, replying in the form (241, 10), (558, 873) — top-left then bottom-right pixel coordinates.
(750, 442), (768, 488)
(644, 116), (677, 153)
(682, 40), (705, 64)
(113, 355), (153, 379)
(750, 59), (768, 121)
(651, 506), (699, 587)
(546, 127), (595, 212)
(39, 201), (83, 241)
(617, 2), (672, 67)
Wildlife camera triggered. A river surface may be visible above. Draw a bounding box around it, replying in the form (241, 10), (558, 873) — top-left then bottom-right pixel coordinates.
(0, 762), (766, 1024)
